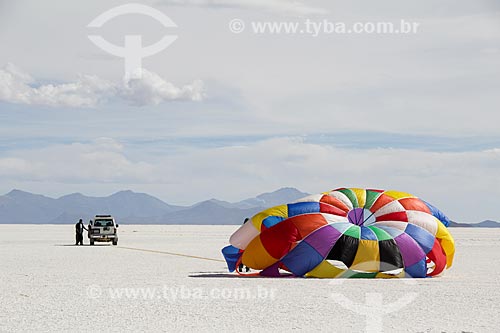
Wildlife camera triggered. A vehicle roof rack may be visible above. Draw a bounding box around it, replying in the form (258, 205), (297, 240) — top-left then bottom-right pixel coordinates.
(95, 215), (112, 217)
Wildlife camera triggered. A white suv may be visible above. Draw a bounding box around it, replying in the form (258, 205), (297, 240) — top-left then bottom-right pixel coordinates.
(89, 215), (119, 245)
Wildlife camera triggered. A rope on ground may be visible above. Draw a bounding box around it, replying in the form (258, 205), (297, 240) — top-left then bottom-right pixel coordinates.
(117, 246), (225, 263)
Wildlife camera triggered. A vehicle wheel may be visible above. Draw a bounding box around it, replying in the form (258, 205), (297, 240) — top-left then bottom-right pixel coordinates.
(112, 240), (118, 246)
(90, 239), (94, 246)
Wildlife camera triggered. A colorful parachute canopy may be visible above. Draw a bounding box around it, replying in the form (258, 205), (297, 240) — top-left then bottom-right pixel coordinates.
(222, 188), (455, 278)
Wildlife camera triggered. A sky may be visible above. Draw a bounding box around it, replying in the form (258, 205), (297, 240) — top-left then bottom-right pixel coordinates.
(0, 0), (499, 222)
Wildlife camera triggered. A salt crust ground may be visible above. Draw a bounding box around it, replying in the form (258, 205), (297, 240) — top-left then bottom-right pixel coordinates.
(0, 225), (499, 332)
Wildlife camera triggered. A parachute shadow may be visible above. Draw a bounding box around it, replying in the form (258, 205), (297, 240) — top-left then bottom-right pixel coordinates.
(189, 272), (244, 278)
(54, 244), (111, 247)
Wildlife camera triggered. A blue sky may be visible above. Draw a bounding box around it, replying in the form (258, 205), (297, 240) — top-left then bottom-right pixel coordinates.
(0, 0), (499, 221)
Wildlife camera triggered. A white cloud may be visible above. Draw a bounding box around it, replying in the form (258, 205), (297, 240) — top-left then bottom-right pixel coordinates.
(0, 63), (113, 108)
(0, 63), (204, 108)
(1, 137), (499, 221)
(120, 70), (204, 106)
(159, 137), (500, 221)
(160, 0), (328, 15)
(0, 138), (156, 183)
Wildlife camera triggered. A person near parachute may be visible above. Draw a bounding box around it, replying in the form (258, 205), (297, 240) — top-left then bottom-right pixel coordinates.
(238, 218), (251, 273)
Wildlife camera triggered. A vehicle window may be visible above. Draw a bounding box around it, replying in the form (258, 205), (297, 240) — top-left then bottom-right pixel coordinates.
(94, 219), (113, 227)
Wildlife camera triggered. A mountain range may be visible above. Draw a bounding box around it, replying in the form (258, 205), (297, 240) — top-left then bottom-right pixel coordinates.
(0, 188), (498, 226)
(0, 188), (308, 225)
(448, 220), (500, 228)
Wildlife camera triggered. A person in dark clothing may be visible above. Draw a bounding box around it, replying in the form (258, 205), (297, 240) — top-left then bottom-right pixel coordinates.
(87, 220), (93, 240)
(238, 218), (250, 272)
(75, 219), (87, 245)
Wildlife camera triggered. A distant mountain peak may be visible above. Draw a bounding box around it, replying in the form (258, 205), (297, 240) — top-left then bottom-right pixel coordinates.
(6, 189), (51, 199)
(109, 190), (169, 202)
(256, 187), (307, 198)
(193, 199), (235, 209)
(59, 192), (86, 199)
(6, 189), (31, 196)
(111, 190), (136, 196)
(235, 187), (309, 209)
